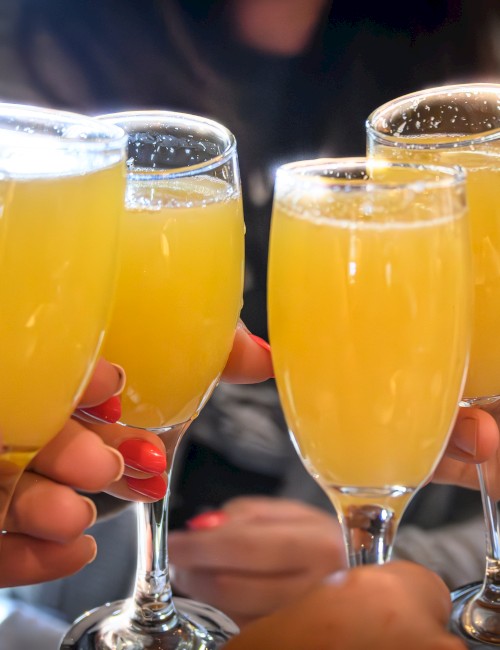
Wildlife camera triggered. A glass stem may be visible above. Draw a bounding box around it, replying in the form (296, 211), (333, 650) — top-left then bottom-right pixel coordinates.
(341, 504), (398, 566)
(478, 464), (500, 566)
(458, 398), (500, 641)
(327, 489), (412, 567)
(460, 461), (500, 641)
(131, 420), (191, 632)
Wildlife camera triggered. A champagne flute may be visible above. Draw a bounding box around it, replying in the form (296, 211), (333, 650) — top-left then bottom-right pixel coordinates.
(268, 158), (471, 567)
(0, 103), (126, 527)
(61, 111), (244, 650)
(366, 83), (500, 647)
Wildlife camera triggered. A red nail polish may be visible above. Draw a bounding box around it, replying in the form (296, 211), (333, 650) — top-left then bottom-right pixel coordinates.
(82, 395), (122, 423)
(187, 511), (229, 530)
(126, 475), (167, 499)
(248, 333), (271, 353)
(119, 439), (166, 474)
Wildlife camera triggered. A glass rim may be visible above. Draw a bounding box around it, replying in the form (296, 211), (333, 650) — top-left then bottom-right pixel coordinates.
(96, 110), (237, 179)
(0, 102), (127, 147)
(276, 157), (467, 193)
(366, 83), (500, 150)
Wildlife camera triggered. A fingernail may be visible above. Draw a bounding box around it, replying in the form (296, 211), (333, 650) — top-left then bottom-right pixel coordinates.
(248, 333), (271, 353)
(82, 395), (122, 423)
(107, 447), (125, 482)
(118, 439), (166, 474)
(186, 510), (229, 530)
(83, 535), (98, 564)
(453, 417), (478, 456)
(126, 475), (167, 499)
(81, 496), (98, 528)
(111, 364), (126, 396)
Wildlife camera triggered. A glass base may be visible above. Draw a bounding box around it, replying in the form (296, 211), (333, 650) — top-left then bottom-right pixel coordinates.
(60, 597), (239, 650)
(450, 582), (500, 647)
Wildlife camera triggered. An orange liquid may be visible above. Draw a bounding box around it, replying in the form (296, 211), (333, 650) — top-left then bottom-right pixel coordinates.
(0, 162), (124, 456)
(370, 142), (500, 398)
(101, 177), (245, 429)
(268, 178), (471, 490)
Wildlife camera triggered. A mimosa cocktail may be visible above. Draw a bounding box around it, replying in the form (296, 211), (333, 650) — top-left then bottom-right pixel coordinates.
(0, 162), (124, 456)
(102, 178), (244, 429)
(63, 111), (244, 650)
(0, 105), (126, 472)
(268, 158), (471, 563)
(270, 193), (470, 489)
(367, 82), (500, 648)
(0, 104), (125, 538)
(366, 145), (500, 399)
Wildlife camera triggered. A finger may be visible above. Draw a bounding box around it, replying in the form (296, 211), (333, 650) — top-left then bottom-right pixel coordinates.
(445, 407), (498, 463)
(434, 443), (500, 498)
(222, 321), (273, 384)
(106, 471), (168, 502)
(186, 497), (340, 534)
(4, 471), (97, 542)
(170, 518), (343, 573)
(32, 419), (167, 502)
(225, 561), (455, 650)
(432, 454), (482, 490)
(0, 533), (97, 588)
(368, 561), (452, 626)
(434, 408), (500, 491)
(77, 420), (168, 501)
(172, 566), (322, 624)
(38, 415), (169, 502)
(82, 420), (166, 475)
(29, 418), (124, 492)
(221, 496), (335, 523)
(77, 358), (125, 408)
(318, 562), (453, 650)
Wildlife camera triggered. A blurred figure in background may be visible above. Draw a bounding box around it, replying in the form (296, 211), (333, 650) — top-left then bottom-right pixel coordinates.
(0, 0), (499, 640)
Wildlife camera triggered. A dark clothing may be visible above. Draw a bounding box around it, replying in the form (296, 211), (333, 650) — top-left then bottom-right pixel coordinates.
(5, 0), (499, 336)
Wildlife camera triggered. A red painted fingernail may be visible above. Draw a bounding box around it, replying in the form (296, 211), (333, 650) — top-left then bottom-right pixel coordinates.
(248, 333), (271, 353)
(118, 439), (166, 474)
(82, 395), (122, 423)
(186, 511), (229, 530)
(126, 475), (167, 499)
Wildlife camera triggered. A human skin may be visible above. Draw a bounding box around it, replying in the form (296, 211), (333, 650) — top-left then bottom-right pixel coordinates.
(0, 322), (274, 587)
(224, 561), (466, 650)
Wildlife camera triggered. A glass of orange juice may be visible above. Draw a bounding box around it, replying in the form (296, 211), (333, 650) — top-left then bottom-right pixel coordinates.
(61, 112), (244, 650)
(0, 103), (126, 526)
(367, 84), (500, 648)
(268, 158), (471, 566)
